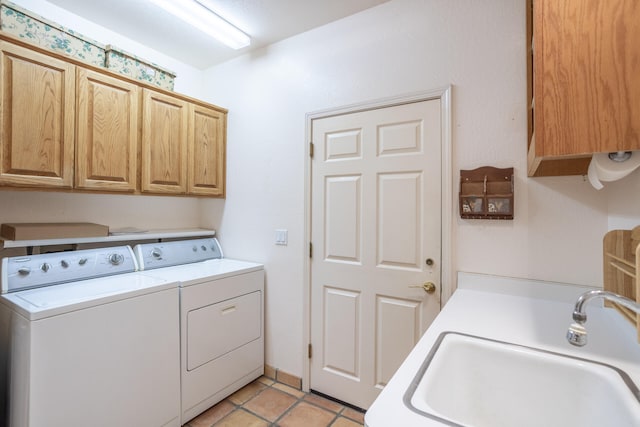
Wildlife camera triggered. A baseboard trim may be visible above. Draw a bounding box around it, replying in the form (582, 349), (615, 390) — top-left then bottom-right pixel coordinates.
(264, 364), (302, 390)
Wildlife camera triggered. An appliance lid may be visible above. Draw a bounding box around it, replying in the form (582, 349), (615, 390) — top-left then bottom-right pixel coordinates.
(0, 272), (175, 320)
(144, 258), (263, 286)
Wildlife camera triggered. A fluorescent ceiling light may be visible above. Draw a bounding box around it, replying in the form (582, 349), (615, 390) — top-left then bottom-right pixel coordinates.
(149, 0), (250, 49)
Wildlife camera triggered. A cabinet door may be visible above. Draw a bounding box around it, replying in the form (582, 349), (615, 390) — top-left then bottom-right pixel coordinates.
(534, 0), (640, 158)
(76, 68), (139, 191)
(188, 104), (226, 197)
(141, 89), (188, 194)
(0, 42), (75, 188)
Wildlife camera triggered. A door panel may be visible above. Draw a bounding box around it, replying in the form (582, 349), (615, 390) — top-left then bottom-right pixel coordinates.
(375, 295), (421, 388)
(310, 100), (442, 409)
(141, 89), (188, 194)
(377, 172), (422, 269)
(0, 42), (74, 188)
(377, 120), (422, 155)
(187, 291), (261, 370)
(323, 287), (360, 379)
(188, 104), (226, 196)
(76, 68), (138, 191)
(326, 129), (362, 160)
(325, 175), (361, 263)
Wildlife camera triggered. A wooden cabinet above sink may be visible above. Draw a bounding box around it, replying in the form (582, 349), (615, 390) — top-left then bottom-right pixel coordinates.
(527, 0), (640, 177)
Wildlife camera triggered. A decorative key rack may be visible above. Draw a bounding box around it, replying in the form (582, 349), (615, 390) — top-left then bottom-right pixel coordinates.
(459, 167), (514, 220)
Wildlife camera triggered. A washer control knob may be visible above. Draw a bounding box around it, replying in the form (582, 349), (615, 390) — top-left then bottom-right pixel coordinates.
(192, 246), (197, 252)
(40, 263), (51, 273)
(201, 245), (207, 251)
(79, 258), (88, 266)
(60, 260), (69, 268)
(109, 253), (125, 265)
(151, 248), (162, 259)
(17, 267), (31, 276)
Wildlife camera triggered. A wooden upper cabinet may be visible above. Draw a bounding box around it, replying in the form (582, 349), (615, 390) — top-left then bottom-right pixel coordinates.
(76, 68), (139, 191)
(188, 104), (226, 197)
(0, 42), (75, 187)
(0, 36), (227, 197)
(141, 89), (188, 194)
(528, 0), (640, 176)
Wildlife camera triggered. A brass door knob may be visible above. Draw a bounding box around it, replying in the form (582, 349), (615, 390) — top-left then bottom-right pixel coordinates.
(409, 282), (436, 294)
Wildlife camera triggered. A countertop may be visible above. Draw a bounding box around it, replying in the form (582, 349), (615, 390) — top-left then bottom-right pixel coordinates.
(364, 272), (640, 426)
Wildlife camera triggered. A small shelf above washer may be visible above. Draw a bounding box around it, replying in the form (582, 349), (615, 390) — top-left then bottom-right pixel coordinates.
(0, 228), (216, 249)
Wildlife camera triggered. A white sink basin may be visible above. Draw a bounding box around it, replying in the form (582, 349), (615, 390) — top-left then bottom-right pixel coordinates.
(405, 332), (640, 427)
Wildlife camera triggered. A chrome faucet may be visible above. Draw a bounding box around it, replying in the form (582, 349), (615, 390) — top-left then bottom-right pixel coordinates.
(566, 290), (640, 347)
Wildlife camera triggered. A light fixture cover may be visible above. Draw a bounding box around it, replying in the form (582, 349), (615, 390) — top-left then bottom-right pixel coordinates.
(150, 0), (250, 49)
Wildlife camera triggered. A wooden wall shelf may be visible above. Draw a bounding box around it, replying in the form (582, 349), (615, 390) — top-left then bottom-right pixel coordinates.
(0, 228), (215, 249)
(603, 226), (640, 342)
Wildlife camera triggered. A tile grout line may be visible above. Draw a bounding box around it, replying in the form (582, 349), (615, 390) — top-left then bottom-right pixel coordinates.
(266, 380), (336, 426)
(267, 381), (364, 426)
(203, 377), (365, 427)
(210, 379), (301, 426)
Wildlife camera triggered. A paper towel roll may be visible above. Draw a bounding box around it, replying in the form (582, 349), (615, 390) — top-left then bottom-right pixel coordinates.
(587, 151), (640, 190)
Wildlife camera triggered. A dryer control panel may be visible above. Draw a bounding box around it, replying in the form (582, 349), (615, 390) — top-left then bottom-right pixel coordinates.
(134, 238), (223, 270)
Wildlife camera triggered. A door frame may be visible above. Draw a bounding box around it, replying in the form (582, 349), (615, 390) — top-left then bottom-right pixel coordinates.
(302, 86), (453, 391)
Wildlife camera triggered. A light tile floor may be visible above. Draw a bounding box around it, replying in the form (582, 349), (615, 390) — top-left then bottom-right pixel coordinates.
(184, 377), (365, 427)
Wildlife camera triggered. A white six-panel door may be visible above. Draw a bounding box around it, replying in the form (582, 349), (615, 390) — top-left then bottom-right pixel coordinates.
(310, 99), (442, 409)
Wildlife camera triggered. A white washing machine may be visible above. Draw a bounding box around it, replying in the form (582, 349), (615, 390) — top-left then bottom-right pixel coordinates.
(134, 238), (264, 424)
(0, 246), (181, 427)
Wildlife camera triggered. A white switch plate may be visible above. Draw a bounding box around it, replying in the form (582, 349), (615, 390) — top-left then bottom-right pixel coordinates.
(275, 229), (288, 246)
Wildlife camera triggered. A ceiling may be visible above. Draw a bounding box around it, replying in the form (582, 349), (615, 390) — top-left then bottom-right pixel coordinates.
(47, 0), (390, 69)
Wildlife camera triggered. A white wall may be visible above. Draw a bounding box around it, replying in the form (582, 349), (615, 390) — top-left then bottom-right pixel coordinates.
(0, 0), (208, 253)
(198, 0), (631, 379)
(607, 173), (640, 230)
(0, 190), (201, 229)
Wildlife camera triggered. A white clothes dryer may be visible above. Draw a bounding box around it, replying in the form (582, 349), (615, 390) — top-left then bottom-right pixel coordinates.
(0, 246), (181, 427)
(134, 238), (264, 424)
